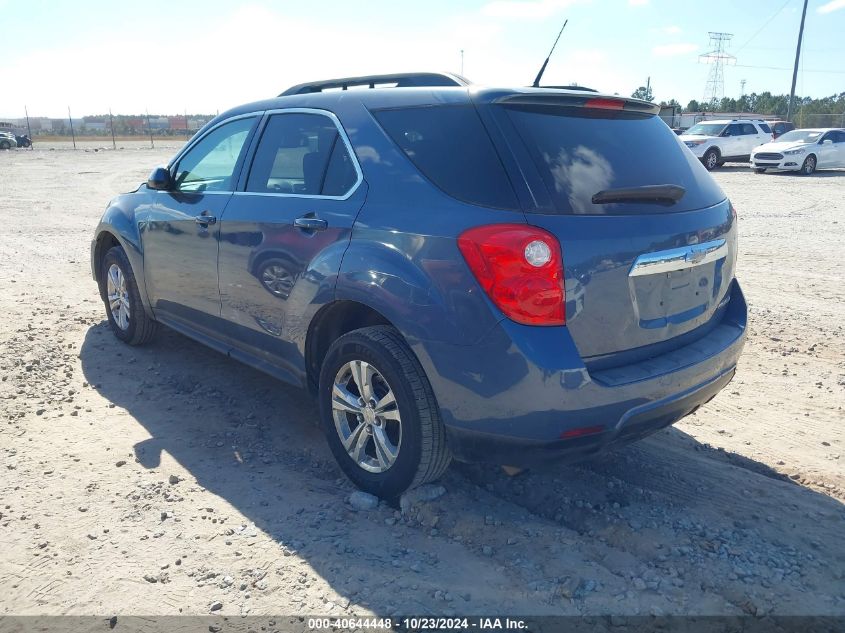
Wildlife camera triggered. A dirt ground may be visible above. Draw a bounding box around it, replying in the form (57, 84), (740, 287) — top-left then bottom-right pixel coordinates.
(1, 143), (843, 617)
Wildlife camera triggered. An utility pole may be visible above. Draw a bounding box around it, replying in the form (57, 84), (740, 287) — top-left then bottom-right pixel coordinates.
(786, 0), (809, 122)
(108, 108), (116, 150)
(24, 105), (33, 149)
(68, 106), (76, 150)
(460, 49), (464, 76)
(740, 79), (746, 113)
(146, 109), (154, 149)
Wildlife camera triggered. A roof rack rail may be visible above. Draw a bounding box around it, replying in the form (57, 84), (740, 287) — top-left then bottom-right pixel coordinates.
(280, 72), (470, 97)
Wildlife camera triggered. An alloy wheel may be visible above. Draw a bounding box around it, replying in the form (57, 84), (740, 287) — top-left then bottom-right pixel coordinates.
(106, 263), (131, 330)
(331, 360), (402, 473)
(803, 156), (816, 175)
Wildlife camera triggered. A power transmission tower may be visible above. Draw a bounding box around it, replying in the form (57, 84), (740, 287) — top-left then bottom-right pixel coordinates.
(699, 32), (736, 108)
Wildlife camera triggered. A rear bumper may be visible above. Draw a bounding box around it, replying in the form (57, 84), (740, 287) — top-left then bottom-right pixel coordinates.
(445, 366), (735, 465)
(412, 280), (747, 465)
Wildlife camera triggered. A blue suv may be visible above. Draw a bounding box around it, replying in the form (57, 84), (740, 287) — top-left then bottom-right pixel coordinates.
(91, 73), (747, 496)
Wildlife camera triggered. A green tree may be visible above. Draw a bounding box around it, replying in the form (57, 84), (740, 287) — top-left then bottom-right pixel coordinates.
(631, 85), (654, 102)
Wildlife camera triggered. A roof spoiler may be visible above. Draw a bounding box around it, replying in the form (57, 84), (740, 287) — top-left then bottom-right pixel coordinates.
(495, 93), (660, 115)
(280, 72), (471, 96)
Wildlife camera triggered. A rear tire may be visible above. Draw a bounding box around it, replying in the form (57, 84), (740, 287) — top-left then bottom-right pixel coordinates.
(0, 140), (10, 150)
(318, 325), (451, 498)
(754, 168), (766, 174)
(703, 149), (719, 171)
(800, 155), (816, 175)
(100, 246), (158, 345)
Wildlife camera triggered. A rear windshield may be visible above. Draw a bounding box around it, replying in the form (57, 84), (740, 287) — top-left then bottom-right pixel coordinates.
(503, 105), (725, 215)
(373, 105), (519, 210)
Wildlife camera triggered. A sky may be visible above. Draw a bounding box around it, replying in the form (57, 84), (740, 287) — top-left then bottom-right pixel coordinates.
(0, 0), (843, 118)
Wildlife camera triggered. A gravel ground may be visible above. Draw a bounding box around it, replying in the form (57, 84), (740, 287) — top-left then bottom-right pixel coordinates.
(0, 145), (843, 617)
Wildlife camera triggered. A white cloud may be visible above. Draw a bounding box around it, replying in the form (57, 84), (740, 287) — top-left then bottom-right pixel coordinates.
(818, 0), (845, 13)
(651, 42), (698, 57)
(664, 25), (682, 34)
(481, 0), (588, 19)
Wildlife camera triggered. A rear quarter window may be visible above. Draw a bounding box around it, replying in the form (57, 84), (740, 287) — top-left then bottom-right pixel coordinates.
(502, 105), (726, 215)
(758, 123), (771, 133)
(373, 105), (519, 210)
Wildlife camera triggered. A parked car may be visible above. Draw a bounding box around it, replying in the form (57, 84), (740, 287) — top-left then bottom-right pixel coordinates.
(15, 134), (31, 148)
(679, 119), (772, 170)
(751, 128), (845, 175)
(91, 72), (747, 496)
(0, 132), (17, 150)
(769, 120), (795, 139)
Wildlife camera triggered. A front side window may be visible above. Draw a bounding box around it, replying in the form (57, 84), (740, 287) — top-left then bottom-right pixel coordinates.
(174, 117), (256, 192)
(246, 112), (358, 197)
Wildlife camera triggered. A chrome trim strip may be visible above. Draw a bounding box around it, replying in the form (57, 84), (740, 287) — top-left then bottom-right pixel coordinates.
(628, 238), (728, 277)
(232, 107), (364, 202)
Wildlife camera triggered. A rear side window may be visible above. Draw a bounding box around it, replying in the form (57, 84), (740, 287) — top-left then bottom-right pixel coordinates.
(741, 123), (757, 135)
(503, 105), (725, 215)
(373, 105), (519, 210)
(246, 112), (358, 197)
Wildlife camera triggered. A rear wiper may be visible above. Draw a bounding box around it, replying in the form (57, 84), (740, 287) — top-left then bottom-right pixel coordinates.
(591, 184), (686, 206)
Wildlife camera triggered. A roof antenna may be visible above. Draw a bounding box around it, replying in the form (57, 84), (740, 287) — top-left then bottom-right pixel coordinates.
(532, 20), (568, 88)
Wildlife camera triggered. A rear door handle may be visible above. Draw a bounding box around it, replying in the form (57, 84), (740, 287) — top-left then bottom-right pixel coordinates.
(195, 213), (217, 225)
(294, 216), (328, 231)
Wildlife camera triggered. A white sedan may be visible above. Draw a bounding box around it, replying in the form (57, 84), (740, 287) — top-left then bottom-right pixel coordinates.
(750, 128), (845, 175)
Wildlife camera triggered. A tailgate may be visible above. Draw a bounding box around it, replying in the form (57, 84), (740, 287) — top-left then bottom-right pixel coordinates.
(486, 93), (734, 361)
(530, 201), (736, 359)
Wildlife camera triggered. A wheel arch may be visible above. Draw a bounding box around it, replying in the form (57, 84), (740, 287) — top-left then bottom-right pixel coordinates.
(305, 300), (394, 395)
(91, 208), (153, 318)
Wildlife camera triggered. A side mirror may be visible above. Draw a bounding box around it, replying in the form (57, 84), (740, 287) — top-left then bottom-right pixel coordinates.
(147, 166), (172, 190)
(720, 131), (731, 137)
(822, 139), (833, 145)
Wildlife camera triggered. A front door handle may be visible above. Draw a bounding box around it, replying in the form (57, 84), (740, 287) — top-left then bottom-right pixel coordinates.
(294, 216), (328, 231)
(195, 213), (217, 225)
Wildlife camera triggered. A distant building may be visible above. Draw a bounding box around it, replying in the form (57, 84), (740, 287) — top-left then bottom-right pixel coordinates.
(83, 117), (107, 131)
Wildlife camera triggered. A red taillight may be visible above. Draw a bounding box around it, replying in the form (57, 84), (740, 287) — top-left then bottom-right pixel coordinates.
(457, 224), (565, 326)
(584, 98), (625, 110)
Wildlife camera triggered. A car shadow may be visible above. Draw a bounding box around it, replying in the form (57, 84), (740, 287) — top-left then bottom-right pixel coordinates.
(79, 321), (845, 615)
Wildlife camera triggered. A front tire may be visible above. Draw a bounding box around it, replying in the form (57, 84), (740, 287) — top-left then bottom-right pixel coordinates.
(0, 140), (10, 150)
(318, 326), (451, 497)
(100, 246), (158, 345)
(754, 168), (767, 174)
(800, 155), (816, 175)
(703, 149), (719, 171)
